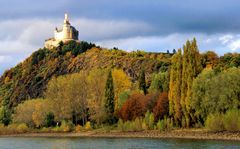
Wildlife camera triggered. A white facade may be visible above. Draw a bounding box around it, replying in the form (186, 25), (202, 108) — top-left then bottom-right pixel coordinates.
(45, 13), (79, 49)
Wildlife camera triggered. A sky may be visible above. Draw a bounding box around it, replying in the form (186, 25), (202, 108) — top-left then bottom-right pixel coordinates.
(1, 0), (240, 74)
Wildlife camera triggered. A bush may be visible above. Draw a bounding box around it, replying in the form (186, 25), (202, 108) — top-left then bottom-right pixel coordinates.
(16, 123), (29, 133)
(117, 118), (143, 132)
(117, 119), (124, 131)
(44, 112), (55, 127)
(223, 109), (240, 131)
(205, 113), (224, 132)
(144, 111), (154, 130)
(75, 125), (83, 132)
(156, 119), (166, 131)
(84, 121), (92, 130)
(133, 117), (143, 131)
(60, 121), (74, 132)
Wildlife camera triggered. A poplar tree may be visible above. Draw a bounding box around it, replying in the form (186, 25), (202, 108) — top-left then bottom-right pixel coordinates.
(139, 69), (147, 95)
(181, 38), (202, 127)
(169, 49), (182, 125)
(104, 70), (115, 124)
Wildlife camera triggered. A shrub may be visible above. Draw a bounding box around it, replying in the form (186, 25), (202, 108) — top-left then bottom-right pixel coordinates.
(156, 119), (166, 131)
(44, 112), (55, 127)
(144, 111), (154, 130)
(117, 119), (124, 131)
(205, 113), (224, 132)
(133, 117), (143, 131)
(16, 123), (29, 133)
(141, 121), (148, 131)
(84, 121), (92, 130)
(75, 125), (83, 132)
(60, 121), (74, 132)
(118, 118), (143, 132)
(223, 109), (240, 131)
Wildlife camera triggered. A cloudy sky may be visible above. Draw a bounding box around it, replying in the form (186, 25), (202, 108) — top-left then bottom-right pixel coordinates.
(1, 0), (240, 74)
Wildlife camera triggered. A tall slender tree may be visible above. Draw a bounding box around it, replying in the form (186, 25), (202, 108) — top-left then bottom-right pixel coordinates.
(104, 70), (115, 124)
(169, 49), (182, 125)
(181, 38), (202, 127)
(139, 69), (147, 95)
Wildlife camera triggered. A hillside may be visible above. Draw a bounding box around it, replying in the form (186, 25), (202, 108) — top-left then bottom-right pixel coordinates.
(0, 41), (171, 108)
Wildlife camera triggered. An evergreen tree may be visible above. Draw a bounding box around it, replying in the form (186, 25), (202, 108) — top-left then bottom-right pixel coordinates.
(139, 69), (147, 95)
(104, 70), (115, 124)
(0, 99), (11, 126)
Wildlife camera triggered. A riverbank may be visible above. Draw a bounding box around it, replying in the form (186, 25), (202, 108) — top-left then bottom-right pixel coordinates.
(1, 129), (240, 141)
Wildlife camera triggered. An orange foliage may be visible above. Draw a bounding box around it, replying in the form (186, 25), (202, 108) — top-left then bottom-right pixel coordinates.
(118, 92), (159, 121)
(153, 92), (169, 121)
(119, 93), (146, 121)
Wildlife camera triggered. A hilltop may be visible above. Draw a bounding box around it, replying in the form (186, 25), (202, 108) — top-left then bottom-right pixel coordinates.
(0, 41), (171, 108)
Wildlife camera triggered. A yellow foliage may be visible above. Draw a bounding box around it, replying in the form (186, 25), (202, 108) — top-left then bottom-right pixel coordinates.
(4, 76), (10, 84)
(16, 123), (29, 133)
(84, 121), (92, 130)
(112, 69), (131, 109)
(75, 125), (83, 132)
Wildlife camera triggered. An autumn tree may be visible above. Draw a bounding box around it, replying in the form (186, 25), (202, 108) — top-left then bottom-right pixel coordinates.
(104, 70), (115, 124)
(119, 93), (146, 121)
(139, 69), (147, 95)
(153, 92), (169, 121)
(168, 49), (182, 124)
(11, 98), (53, 128)
(32, 99), (51, 128)
(46, 72), (88, 125)
(87, 69), (107, 125)
(180, 38), (202, 127)
(201, 51), (219, 68)
(112, 68), (131, 110)
(46, 76), (72, 122)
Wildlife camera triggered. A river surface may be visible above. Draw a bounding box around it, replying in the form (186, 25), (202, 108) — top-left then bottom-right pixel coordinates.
(0, 137), (239, 149)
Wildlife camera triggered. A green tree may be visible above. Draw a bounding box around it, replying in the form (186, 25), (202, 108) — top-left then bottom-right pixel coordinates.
(0, 106), (11, 126)
(44, 112), (55, 127)
(181, 38), (202, 127)
(104, 70), (115, 124)
(139, 69), (147, 95)
(149, 71), (169, 93)
(191, 67), (240, 122)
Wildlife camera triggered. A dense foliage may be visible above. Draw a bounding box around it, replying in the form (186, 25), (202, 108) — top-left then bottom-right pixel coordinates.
(0, 38), (240, 132)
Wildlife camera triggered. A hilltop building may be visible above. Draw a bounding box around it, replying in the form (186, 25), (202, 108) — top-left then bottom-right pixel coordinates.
(45, 13), (79, 49)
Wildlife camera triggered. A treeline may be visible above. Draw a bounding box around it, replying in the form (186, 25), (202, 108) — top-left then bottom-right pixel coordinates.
(0, 38), (240, 132)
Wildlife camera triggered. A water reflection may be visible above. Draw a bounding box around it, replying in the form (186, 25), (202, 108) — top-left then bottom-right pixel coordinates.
(0, 137), (239, 149)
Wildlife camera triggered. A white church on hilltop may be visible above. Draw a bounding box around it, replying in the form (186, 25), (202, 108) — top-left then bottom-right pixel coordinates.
(45, 13), (79, 49)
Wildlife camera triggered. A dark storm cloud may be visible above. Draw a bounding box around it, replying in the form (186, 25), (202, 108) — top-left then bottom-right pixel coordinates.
(1, 0), (240, 36)
(1, 0), (240, 74)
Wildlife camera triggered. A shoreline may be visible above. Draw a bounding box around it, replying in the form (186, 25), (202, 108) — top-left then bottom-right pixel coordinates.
(1, 129), (240, 141)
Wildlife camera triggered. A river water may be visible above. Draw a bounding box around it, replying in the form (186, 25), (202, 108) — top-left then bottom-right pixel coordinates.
(0, 137), (239, 149)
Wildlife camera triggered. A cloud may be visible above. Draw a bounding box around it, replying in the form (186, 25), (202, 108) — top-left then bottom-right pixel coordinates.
(0, 17), (154, 74)
(1, 14), (240, 75)
(73, 19), (154, 41)
(219, 34), (240, 51)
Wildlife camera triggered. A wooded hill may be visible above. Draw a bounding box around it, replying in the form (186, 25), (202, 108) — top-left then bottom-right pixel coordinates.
(0, 41), (172, 108)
